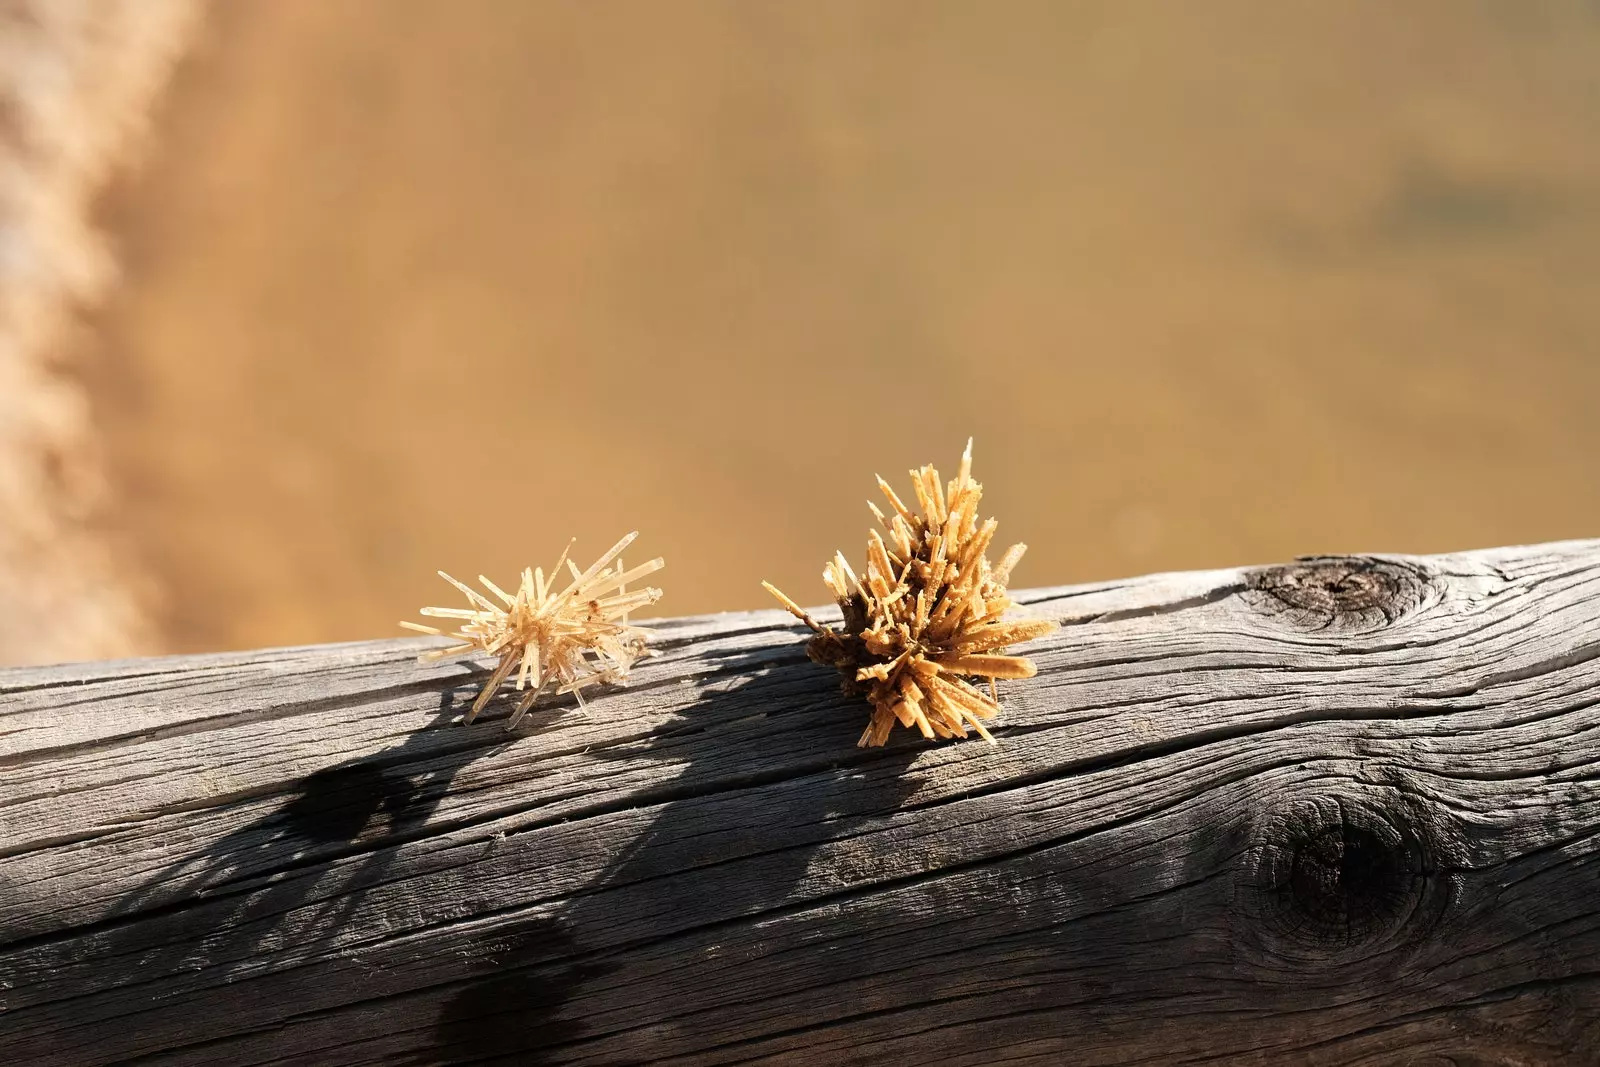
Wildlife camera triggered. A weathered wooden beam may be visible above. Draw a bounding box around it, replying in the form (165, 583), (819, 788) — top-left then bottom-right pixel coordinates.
(4, 542), (1600, 1065)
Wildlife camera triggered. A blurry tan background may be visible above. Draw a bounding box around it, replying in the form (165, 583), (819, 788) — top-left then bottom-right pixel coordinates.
(7, 0), (1600, 664)
(0, 0), (200, 665)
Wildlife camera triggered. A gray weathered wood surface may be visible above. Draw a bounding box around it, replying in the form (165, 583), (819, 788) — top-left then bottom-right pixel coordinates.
(4, 542), (1600, 1065)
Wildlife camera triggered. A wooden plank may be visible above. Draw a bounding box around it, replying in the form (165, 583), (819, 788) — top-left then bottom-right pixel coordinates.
(3, 543), (1600, 1065)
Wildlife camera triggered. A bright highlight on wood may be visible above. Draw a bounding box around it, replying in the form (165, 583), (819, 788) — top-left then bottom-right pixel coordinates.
(764, 440), (1057, 747)
(402, 532), (664, 727)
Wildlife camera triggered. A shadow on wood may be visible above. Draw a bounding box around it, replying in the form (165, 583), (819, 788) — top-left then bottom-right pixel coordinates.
(421, 674), (919, 1066)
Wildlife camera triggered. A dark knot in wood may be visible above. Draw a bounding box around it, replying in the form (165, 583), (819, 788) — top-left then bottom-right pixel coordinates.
(1239, 794), (1455, 965)
(1243, 556), (1431, 631)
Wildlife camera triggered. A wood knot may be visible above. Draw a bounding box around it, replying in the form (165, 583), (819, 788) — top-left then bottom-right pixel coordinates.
(1243, 556), (1431, 631)
(1238, 794), (1457, 966)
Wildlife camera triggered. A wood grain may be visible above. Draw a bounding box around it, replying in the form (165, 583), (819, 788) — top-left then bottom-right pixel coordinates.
(4, 543), (1600, 1065)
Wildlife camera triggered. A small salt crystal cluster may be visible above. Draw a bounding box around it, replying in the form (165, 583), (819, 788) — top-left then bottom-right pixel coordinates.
(402, 531), (663, 727)
(764, 441), (1056, 747)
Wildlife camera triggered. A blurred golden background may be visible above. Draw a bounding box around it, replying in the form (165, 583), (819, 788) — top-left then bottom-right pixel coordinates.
(7, 0), (1600, 663)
